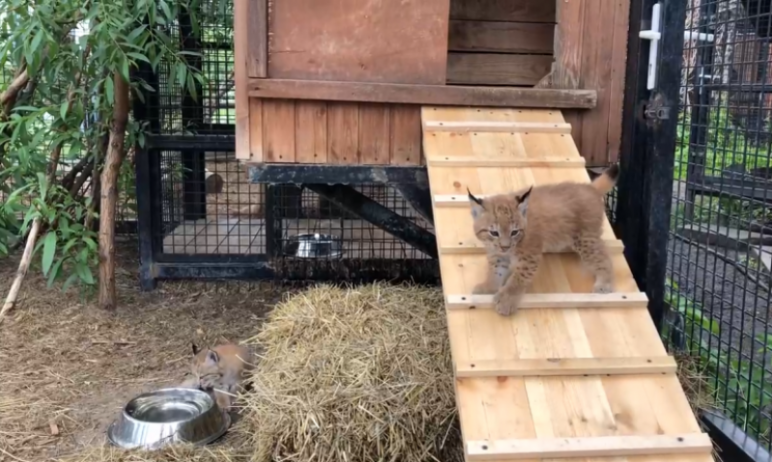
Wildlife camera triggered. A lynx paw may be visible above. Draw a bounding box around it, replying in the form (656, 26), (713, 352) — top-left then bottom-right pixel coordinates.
(593, 280), (614, 294)
(493, 290), (521, 317)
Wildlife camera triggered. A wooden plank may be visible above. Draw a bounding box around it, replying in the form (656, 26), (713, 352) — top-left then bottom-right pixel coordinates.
(328, 103), (359, 164)
(389, 105), (422, 165)
(423, 121), (572, 134)
(422, 107), (713, 462)
(248, 99), (263, 160)
(466, 433), (713, 460)
(426, 156), (583, 168)
(295, 101), (328, 163)
(455, 356), (678, 378)
(247, 0), (267, 77)
(578, 1), (618, 166)
(606, 0), (631, 164)
(445, 292), (649, 311)
(233, 0), (251, 160)
(448, 20), (554, 54)
(249, 79), (598, 109)
(550, 0), (585, 89)
(449, 0), (555, 23)
(439, 238), (624, 255)
(268, 0), (450, 84)
(262, 100), (296, 162)
(358, 104), (391, 164)
(447, 53), (553, 86)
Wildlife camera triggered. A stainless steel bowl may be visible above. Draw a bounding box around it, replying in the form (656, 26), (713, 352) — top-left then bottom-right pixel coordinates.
(107, 387), (230, 450)
(283, 233), (343, 258)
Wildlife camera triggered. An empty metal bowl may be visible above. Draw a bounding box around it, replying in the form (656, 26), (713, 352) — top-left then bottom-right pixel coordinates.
(107, 387), (230, 450)
(283, 233), (343, 258)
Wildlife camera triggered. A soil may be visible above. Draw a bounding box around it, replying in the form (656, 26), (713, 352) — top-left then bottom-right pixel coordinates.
(0, 239), (296, 462)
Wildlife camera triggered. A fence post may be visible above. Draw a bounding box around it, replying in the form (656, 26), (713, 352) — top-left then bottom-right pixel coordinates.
(617, 0), (688, 330)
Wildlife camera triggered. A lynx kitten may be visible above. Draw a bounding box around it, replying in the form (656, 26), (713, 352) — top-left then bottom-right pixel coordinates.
(467, 164), (619, 316)
(179, 342), (254, 410)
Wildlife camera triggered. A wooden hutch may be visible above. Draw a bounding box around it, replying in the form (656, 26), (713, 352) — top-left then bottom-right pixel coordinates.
(233, 0), (632, 167)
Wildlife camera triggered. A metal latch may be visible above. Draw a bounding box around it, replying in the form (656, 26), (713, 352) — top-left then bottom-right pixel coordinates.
(644, 104), (671, 120)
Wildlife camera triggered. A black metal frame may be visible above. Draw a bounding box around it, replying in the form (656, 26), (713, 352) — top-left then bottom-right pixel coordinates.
(135, 143), (441, 289)
(620, 1), (772, 460)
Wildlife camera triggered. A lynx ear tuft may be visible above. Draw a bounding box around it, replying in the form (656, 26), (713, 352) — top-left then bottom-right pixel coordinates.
(468, 188), (485, 218)
(517, 186), (533, 217)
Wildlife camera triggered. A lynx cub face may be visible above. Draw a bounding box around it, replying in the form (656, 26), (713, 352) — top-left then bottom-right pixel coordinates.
(469, 186), (531, 253)
(184, 342), (254, 410)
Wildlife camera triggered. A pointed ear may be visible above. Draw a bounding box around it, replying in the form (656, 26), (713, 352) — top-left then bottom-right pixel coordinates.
(467, 188), (484, 218)
(517, 186), (533, 217)
(204, 349), (220, 365)
(191, 342), (200, 356)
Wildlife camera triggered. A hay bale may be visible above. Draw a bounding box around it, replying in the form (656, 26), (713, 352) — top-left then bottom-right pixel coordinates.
(57, 444), (250, 462)
(242, 283), (461, 462)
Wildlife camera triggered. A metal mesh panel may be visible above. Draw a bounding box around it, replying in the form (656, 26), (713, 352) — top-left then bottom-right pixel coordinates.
(156, 150), (266, 255)
(144, 0), (235, 136)
(665, 0), (772, 451)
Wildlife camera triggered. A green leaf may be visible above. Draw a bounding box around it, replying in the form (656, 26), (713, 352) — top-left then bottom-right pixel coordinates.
(127, 24), (147, 42)
(41, 230), (57, 276)
(105, 76), (115, 105)
(76, 264), (95, 285)
(159, 0), (172, 21)
(29, 28), (44, 55)
(62, 273), (79, 293)
(127, 52), (150, 63)
(47, 257), (65, 287)
(120, 56), (131, 82)
(60, 100), (69, 120)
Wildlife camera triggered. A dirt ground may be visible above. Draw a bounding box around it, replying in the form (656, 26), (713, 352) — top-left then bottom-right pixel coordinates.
(0, 238), (295, 462)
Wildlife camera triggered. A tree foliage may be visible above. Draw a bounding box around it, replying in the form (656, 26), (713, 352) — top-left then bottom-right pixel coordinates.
(0, 0), (206, 294)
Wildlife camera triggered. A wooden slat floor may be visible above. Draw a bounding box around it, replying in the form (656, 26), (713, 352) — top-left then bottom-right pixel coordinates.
(162, 217), (431, 259)
(422, 106), (715, 461)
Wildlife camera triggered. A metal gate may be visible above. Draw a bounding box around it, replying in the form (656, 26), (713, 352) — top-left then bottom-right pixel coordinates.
(619, 1), (772, 460)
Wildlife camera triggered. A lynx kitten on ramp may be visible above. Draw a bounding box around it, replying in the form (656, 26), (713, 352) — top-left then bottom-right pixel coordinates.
(467, 164), (619, 316)
(179, 342), (254, 410)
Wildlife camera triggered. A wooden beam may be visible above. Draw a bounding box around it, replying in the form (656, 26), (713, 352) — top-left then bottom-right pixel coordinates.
(455, 356), (678, 378)
(466, 433), (713, 460)
(550, 0), (585, 89)
(423, 121), (572, 133)
(447, 52), (553, 86)
(449, 0), (555, 23)
(448, 20), (554, 54)
(233, 0), (251, 160)
(445, 292), (649, 310)
(426, 156), (584, 168)
(440, 238), (624, 255)
(248, 79), (598, 109)
(247, 0), (267, 78)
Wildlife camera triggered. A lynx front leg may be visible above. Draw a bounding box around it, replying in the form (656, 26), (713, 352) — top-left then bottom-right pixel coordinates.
(494, 252), (541, 316)
(472, 254), (510, 294)
(573, 235), (614, 293)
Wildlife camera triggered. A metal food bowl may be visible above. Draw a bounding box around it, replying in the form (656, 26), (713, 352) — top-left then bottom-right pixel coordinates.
(283, 233), (343, 258)
(107, 387), (230, 450)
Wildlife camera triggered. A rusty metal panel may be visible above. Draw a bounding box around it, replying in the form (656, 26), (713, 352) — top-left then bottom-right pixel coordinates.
(268, 0), (451, 85)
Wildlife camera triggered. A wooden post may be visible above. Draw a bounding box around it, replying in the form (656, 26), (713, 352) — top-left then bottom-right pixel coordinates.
(98, 71), (130, 310)
(537, 0), (585, 89)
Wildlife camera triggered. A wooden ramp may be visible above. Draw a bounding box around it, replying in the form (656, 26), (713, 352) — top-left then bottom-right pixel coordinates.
(421, 107), (715, 462)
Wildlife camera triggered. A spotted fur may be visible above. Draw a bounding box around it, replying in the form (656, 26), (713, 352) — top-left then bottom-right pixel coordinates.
(468, 164), (619, 316)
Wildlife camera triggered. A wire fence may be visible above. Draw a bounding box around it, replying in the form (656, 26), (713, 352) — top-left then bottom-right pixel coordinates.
(664, 0), (772, 451)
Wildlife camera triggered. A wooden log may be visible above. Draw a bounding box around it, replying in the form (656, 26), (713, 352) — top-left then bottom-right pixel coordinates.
(0, 218), (41, 324)
(98, 71), (130, 311)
